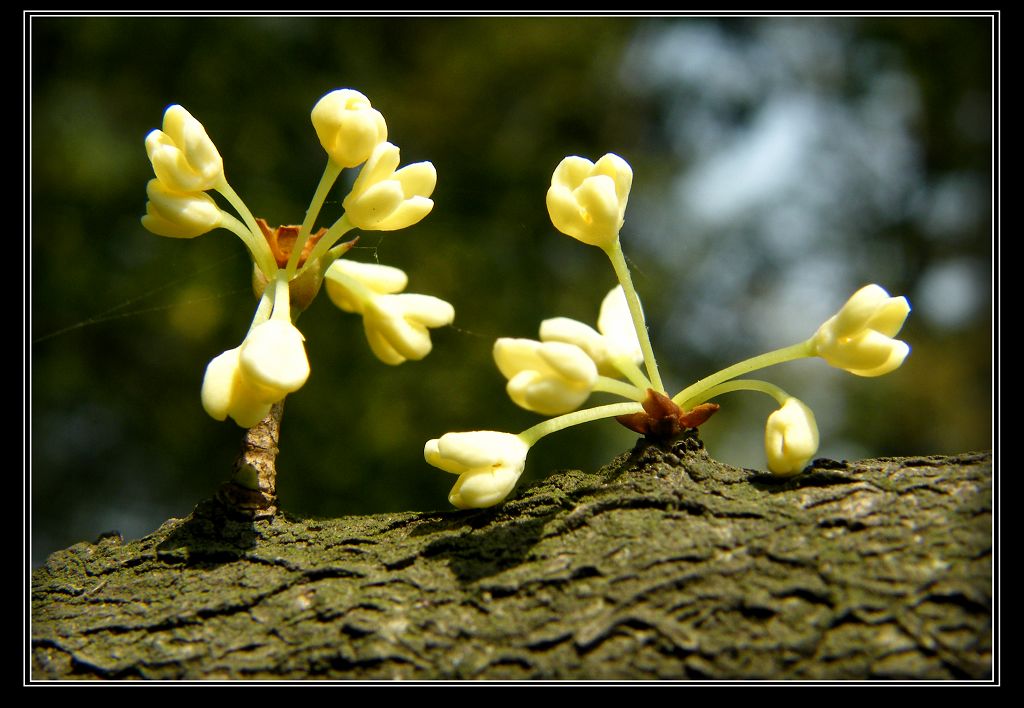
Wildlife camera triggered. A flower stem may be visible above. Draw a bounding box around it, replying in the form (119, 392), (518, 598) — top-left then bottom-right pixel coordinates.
(519, 401), (643, 446)
(671, 340), (815, 407)
(683, 378), (791, 408)
(604, 240), (664, 393)
(611, 355), (653, 390)
(326, 268), (376, 308)
(245, 287), (275, 337)
(215, 180), (278, 278)
(302, 213), (355, 271)
(269, 271), (292, 322)
(287, 161), (343, 279)
(593, 376), (646, 401)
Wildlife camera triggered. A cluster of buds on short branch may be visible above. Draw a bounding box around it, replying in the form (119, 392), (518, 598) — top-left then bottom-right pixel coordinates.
(141, 89), (453, 431)
(140, 91), (454, 517)
(425, 153), (911, 509)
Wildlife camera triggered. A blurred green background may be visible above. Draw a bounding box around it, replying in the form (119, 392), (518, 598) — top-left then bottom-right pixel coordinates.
(31, 17), (992, 564)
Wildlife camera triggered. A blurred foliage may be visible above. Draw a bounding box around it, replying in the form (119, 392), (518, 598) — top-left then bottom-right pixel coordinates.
(31, 16), (992, 563)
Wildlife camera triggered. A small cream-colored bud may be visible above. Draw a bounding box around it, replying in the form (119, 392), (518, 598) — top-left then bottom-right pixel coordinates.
(238, 320), (310, 394)
(764, 397), (819, 476)
(812, 284), (911, 377)
(343, 142), (436, 231)
(145, 105), (224, 193)
(311, 89), (388, 168)
(200, 322), (309, 430)
(324, 259), (409, 314)
(200, 347), (275, 429)
(141, 179), (222, 238)
(363, 294), (455, 365)
(424, 431), (531, 509)
(540, 286), (642, 377)
(546, 153), (632, 249)
(325, 260), (453, 365)
(493, 338), (598, 415)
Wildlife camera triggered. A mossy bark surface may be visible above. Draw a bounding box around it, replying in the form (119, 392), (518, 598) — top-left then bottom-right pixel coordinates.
(32, 435), (993, 680)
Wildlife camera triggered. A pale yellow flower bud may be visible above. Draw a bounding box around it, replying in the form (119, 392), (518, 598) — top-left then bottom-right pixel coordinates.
(812, 284), (911, 377)
(325, 260), (453, 365)
(363, 294), (455, 365)
(311, 89), (388, 168)
(200, 347), (276, 429)
(494, 339), (598, 415)
(540, 286), (643, 377)
(539, 317), (607, 366)
(343, 142), (436, 231)
(145, 105), (224, 193)
(141, 179), (222, 238)
(764, 397), (819, 476)
(596, 286), (643, 361)
(424, 431), (531, 509)
(324, 260), (408, 314)
(238, 320), (311, 395)
(546, 153), (633, 249)
(200, 320), (310, 428)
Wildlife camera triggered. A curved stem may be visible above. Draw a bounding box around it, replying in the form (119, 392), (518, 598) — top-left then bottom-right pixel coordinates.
(215, 179), (277, 278)
(286, 161), (343, 279)
(217, 211), (276, 275)
(683, 378), (791, 409)
(671, 340), (815, 407)
(518, 401), (643, 446)
(593, 376), (646, 401)
(603, 240), (664, 393)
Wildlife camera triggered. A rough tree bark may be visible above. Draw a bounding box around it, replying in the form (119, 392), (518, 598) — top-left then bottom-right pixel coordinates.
(31, 434), (993, 681)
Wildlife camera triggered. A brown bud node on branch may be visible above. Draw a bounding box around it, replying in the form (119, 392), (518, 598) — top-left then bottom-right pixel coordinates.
(616, 389), (719, 440)
(257, 218), (327, 269)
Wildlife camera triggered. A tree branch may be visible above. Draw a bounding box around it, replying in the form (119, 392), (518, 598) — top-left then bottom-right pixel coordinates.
(31, 435), (992, 680)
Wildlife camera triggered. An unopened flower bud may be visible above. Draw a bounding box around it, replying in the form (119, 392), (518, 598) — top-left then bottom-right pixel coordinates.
(363, 294), (455, 365)
(325, 260), (453, 365)
(812, 284), (911, 377)
(540, 286), (642, 377)
(141, 179), (222, 238)
(546, 153), (632, 249)
(324, 259), (408, 314)
(311, 89), (388, 168)
(238, 320), (310, 394)
(200, 347), (275, 429)
(494, 339), (598, 415)
(424, 431), (531, 509)
(764, 397), (819, 476)
(145, 104), (224, 193)
(343, 142), (436, 231)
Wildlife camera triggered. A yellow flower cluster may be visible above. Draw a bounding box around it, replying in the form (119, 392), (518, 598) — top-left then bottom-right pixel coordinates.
(425, 154), (912, 509)
(141, 90), (451, 428)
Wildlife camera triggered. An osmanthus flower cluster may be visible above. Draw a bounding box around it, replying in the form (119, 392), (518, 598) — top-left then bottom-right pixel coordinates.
(142, 90), (453, 428)
(425, 153), (911, 509)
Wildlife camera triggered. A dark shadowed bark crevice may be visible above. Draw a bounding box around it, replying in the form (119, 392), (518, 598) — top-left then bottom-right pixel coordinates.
(31, 433), (993, 680)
